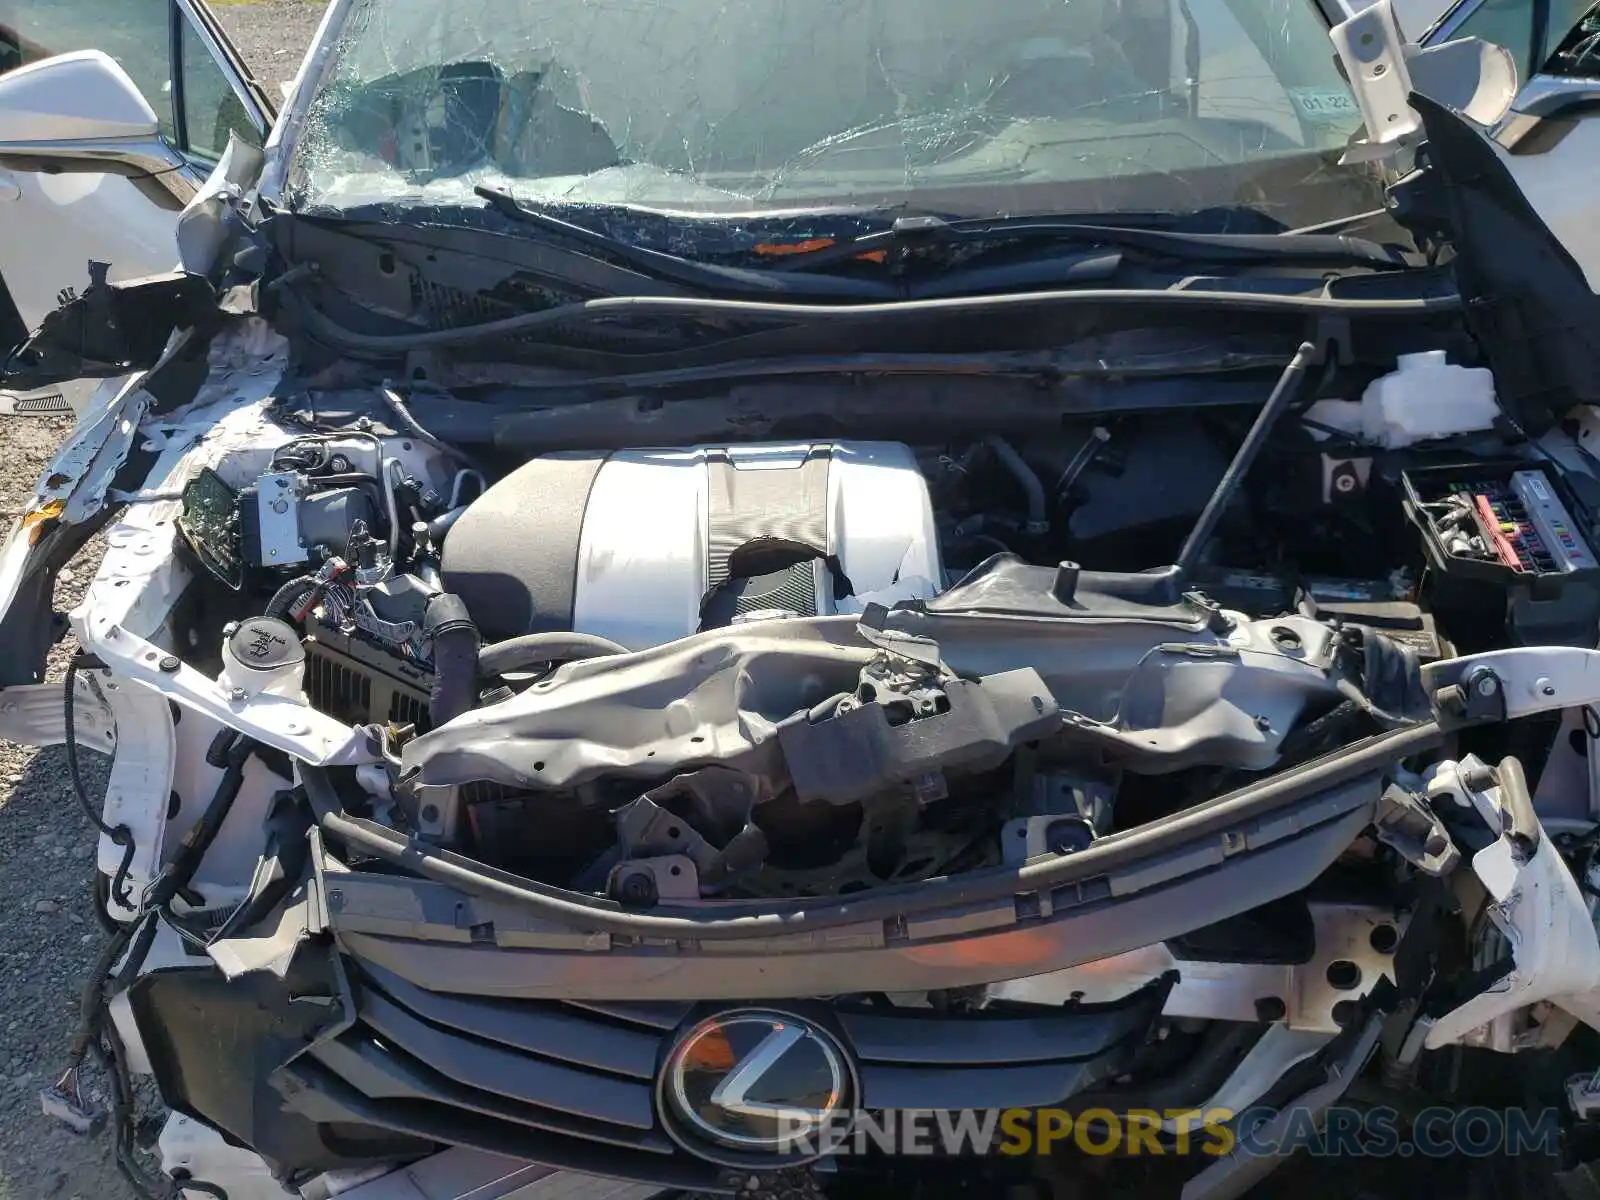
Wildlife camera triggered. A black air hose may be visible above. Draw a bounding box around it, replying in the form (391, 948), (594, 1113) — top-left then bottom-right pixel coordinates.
(427, 504), (469, 544)
(982, 435), (1048, 533)
(425, 593), (480, 726)
(477, 631), (628, 678)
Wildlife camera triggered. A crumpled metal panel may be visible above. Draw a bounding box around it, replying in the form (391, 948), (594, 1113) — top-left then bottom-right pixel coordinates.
(401, 606), (1344, 793)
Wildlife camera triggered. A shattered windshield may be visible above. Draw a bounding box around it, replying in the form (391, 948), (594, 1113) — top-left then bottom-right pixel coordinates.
(289, 0), (1374, 228)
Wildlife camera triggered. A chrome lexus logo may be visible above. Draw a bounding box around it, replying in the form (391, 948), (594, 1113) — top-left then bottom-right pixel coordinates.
(660, 1010), (855, 1161)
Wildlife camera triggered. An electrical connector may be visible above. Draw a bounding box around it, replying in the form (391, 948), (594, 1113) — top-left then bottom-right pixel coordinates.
(39, 1079), (107, 1136)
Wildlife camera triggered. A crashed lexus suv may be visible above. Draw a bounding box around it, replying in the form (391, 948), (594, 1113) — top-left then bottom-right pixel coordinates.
(6, 0), (1600, 1198)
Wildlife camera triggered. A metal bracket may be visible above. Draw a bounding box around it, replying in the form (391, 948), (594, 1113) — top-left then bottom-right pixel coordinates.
(0, 677), (113, 752)
(1001, 814), (1096, 865)
(1424, 647), (1600, 724)
(614, 796), (720, 876)
(607, 855), (701, 904)
(1373, 782), (1461, 875)
(995, 901), (1408, 1033)
(251, 470), (307, 567)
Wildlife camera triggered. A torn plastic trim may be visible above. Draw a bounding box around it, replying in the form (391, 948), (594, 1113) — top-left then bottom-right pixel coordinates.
(4, 274), (216, 393)
(1179, 1012), (1385, 1200)
(1424, 757), (1600, 1046)
(323, 798), (1373, 1000)
(305, 722), (1437, 942)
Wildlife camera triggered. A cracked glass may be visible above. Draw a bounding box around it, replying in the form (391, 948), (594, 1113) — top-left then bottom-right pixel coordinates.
(288, 0), (1375, 231)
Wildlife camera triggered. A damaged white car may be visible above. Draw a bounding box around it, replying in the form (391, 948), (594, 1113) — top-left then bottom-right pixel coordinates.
(4, 0), (1600, 1198)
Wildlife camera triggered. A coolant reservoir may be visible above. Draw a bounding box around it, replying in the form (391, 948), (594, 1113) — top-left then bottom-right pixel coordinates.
(219, 616), (306, 700)
(1360, 350), (1499, 449)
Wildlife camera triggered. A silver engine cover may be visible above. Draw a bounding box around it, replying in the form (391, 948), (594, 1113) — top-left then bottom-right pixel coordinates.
(441, 440), (945, 651)
(573, 441), (942, 649)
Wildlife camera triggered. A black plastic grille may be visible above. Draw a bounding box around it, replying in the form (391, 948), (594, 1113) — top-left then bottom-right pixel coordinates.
(281, 958), (1166, 1187)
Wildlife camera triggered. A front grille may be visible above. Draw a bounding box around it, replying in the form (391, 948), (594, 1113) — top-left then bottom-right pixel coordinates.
(280, 958), (1166, 1187)
(285, 963), (718, 1189)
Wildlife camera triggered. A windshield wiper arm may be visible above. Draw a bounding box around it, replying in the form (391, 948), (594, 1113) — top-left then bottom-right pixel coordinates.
(478, 185), (1130, 298)
(473, 184), (897, 300)
(771, 213), (1409, 273)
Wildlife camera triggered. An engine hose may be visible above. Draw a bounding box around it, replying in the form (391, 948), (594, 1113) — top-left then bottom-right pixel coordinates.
(304, 720), (1441, 941)
(424, 594), (480, 726)
(477, 631), (628, 678)
(426, 504), (468, 544)
(981, 434), (1048, 533)
(264, 574), (318, 621)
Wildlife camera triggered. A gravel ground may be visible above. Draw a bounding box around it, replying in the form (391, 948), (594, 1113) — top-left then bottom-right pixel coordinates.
(0, 7), (323, 1198)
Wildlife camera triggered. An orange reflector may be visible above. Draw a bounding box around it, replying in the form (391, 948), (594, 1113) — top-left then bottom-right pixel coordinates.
(22, 499), (63, 544)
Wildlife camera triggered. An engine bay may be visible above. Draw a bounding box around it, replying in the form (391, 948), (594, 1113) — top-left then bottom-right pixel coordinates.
(152, 363), (1600, 907)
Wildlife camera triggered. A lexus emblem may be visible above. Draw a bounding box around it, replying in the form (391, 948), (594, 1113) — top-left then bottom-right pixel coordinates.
(660, 1010), (854, 1161)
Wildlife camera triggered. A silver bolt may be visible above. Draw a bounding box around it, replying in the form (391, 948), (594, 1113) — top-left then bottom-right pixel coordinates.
(228, 687), (247, 704)
(1475, 673), (1499, 697)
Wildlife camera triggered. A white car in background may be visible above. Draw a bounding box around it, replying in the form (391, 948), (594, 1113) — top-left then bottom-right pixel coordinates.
(3, 3), (1600, 1200)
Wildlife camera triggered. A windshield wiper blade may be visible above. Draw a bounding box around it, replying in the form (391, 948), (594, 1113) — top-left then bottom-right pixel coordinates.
(473, 184), (898, 300)
(770, 213), (1409, 273)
